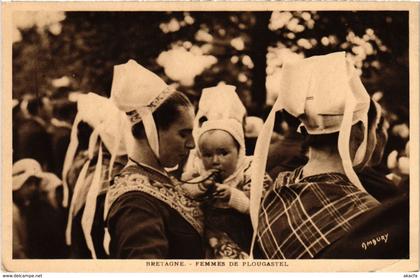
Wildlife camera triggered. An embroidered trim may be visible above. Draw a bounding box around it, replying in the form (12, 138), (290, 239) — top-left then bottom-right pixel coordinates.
(147, 87), (174, 110)
(126, 87), (175, 125)
(105, 170), (204, 235)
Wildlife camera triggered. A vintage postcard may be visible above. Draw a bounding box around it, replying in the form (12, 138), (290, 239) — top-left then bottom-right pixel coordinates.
(1, 1), (419, 273)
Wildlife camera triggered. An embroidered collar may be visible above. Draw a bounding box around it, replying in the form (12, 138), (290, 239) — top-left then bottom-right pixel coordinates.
(105, 164), (204, 235)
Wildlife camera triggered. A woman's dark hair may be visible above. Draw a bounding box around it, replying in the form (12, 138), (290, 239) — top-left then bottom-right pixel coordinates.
(301, 128), (339, 153)
(302, 121), (365, 154)
(13, 176), (41, 207)
(273, 110), (301, 135)
(77, 121), (94, 151)
(367, 100), (379, 132)
(27, 98), (44, 116)
(132, 91), (192, 139)
(53, 101), (77, 122)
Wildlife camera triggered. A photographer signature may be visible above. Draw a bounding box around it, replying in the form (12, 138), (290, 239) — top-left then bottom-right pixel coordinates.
(361, 233), (389, 250)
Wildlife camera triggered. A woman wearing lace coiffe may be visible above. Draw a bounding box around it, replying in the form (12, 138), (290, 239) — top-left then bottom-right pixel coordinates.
(103, 60), (204, 259)
(250, 52), (380, 259)
(62, 93), (128, 259)
(181, 84), (272, 259)
(12, 159), (62, 258)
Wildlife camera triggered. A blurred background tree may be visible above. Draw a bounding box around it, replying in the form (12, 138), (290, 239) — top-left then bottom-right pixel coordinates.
(13, 11), (408, 113)
(10, 11), (411, 260)
(265, 11), (408, 118)
(12, 10), (410, 157)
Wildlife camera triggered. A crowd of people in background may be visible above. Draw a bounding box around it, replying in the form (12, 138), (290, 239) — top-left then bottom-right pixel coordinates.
(12, 88), (77, 259)
(11, 52), (410, 260)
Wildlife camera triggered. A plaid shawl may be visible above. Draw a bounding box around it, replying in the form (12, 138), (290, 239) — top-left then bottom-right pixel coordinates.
(256, 167), (379, 259)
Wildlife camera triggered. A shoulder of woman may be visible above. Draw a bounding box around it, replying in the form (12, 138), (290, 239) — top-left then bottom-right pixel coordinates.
(109, 190), (164, 215)
(108, 172), (150, 196)
(106, 191), (170, 247)
(105, 168), (154, 211)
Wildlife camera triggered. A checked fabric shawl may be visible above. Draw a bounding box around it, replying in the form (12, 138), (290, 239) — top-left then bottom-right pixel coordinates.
(256, 167), (379, 259)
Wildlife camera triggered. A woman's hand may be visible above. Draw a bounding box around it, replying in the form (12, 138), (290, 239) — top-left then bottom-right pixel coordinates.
(213, 184), (231, 202)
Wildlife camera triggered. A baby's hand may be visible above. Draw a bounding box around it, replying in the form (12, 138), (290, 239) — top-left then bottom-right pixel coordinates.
(213, 184), (231, 202)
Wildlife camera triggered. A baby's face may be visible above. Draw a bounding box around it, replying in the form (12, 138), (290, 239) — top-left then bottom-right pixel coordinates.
(198, 130), (240, 181)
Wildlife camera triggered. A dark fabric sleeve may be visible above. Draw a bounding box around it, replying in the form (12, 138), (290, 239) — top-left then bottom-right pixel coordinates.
(315, 194), (409, 259)
(358, 167), (403, 203)
(107, 192), (169, 259)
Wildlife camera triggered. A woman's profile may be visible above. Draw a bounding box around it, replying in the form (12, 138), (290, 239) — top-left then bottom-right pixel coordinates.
(103, 60), (204, 259)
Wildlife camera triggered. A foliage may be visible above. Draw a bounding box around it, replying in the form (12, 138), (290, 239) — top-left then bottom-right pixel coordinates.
(13, 11), (409, 123)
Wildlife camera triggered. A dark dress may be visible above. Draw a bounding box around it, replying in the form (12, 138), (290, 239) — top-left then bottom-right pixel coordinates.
(358, 166), (404, 203)
(70, 193), (108, 259)
(105, 163), (205, 259)
(68, 154), (126, 259)
(49, 124), (71, 176)
(316, 193), (409, 259)
(15, 117), (53, 170)
(25, 198), (68, 258)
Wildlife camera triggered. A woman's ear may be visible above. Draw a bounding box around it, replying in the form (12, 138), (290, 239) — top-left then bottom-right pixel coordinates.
(369, 116), (389, 166)
(351, 121), (365, 146)
(350, 121), (366, 167)
(131, 122), (146, 140)
(357, 121), (379, 170)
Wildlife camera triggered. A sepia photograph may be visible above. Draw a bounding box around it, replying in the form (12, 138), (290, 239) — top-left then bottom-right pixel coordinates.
(1, 1), (419, 273)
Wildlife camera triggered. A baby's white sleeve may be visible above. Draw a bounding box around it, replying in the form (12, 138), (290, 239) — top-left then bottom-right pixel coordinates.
(228, 187), (250, 214)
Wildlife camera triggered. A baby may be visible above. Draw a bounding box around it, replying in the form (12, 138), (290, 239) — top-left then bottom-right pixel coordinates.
(182, 118), (272, 259)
